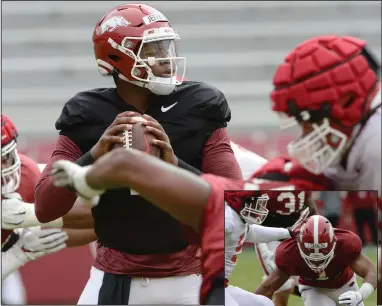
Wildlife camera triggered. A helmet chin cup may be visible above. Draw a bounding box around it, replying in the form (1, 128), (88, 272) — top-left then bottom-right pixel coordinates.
(146, 76), (177, 95)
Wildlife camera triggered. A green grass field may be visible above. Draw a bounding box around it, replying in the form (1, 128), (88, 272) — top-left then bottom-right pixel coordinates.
(229, 246), (377, 306)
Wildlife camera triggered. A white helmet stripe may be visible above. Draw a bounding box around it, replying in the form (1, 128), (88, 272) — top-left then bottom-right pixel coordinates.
(313, 215), (320, 254)
(329, 224), (334, 242)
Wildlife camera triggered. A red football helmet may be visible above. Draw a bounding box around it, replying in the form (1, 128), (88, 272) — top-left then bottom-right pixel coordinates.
(93, 3), (186, 95)
(271, 35), (381, 174)
(1, 114), (21, 194)
(297, 215), (337, 273)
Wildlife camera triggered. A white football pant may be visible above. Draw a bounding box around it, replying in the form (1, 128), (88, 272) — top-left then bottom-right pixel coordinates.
(78, 266), (202, 304)
(299, 273), (364, 306)
(2, 271), (26, 304)
(226, 285), (274, 306)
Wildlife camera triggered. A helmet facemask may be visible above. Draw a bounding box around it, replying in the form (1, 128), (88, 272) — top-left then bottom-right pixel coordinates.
(240, 194), (270, 224)
(297, 239), (337, 274)
(1, 140), (21, 194)
(103, 27), (186, 96)
(286, 118), (348, 175)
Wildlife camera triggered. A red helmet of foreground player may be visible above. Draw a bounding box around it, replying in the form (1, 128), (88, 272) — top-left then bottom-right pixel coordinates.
(271, 35), (381, 174)
(1, 114), (21, 194)
(297, 215), (337, 273)
(93, 3), (186, 96)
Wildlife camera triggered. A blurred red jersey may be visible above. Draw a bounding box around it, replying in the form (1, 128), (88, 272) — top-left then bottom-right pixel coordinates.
(2, 153), (41, 247)
(275, 229), (362, 289)
(342, 191), (378, 210)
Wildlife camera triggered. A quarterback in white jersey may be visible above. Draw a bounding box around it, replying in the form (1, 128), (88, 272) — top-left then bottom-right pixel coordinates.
(224, 190), (309, 306)
(269, 35), (381, 196)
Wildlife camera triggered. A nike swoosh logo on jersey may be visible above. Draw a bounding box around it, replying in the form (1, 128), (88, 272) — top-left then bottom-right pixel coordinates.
(161, 102), (178, 112)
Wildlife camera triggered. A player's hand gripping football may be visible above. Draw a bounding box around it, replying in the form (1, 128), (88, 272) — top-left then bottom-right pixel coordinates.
(2, 192), (27, 229)
(90, 111), (138, 161)
(141, 114), (178, 165)
(51, 160), (104, 201)
(288, 207), (310, 238)
(338, 290), (363, 306)
(13, 227), (68, 263)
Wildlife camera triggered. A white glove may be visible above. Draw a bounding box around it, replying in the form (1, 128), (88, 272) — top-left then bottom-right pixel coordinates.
(16, 227), (68, 260)
(2, 192), (26, 227)
(338, 291), (363, 306)
(288, 207), (310, 238)
(51, 160), (104, 200)
(2, 193), (63, 229)
(2, 227), (68, 280)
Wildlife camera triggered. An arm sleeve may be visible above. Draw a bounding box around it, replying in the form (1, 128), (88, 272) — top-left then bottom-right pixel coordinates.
(345, 231), (363, 263)
(202, 128), (243, 180)
(274, 243), (293, 275)
(245, 224), (290, 244)
(34, 135), (83, 223)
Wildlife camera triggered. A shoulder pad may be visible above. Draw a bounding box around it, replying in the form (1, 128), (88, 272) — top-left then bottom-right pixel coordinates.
(55, 88), (120, 153)
(55, 88), (117, 131)
(178, 81), (231, 126)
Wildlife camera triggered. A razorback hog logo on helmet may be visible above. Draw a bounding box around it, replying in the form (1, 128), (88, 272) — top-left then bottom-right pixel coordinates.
(100, 16), (131, 34)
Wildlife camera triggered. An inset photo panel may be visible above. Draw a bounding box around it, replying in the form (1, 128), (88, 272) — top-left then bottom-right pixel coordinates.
(224, 190), (378, 306)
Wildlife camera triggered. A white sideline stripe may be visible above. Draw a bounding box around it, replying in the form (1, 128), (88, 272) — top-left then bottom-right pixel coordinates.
(2, 1), (379, 15)
(2, 52), (285, 72)
(2, 81), (273, 104)
(3, 20), (381, 44)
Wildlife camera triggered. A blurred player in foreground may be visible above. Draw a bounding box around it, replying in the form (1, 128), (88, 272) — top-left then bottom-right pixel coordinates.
(1, 115), (68, 304)
(224, 189), (310, 306)
(269, 35), (381, 194)
(255, 215), (377, 306)
(1, 114), (99, 303)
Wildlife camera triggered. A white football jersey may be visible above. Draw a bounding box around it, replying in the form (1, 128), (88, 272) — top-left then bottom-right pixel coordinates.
(324, 105), (381, 195)
(230, 141), (268, 180)
(225, 204), (248, 279)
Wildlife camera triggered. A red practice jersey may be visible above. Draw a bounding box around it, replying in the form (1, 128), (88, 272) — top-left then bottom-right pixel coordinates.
(225, 189), (311, 228)
(275, 229), (362, 289)
(251, 156), (334, 191)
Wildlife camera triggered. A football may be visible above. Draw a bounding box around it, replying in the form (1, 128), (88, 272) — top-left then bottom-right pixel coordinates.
(112, 115), (162, 158)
